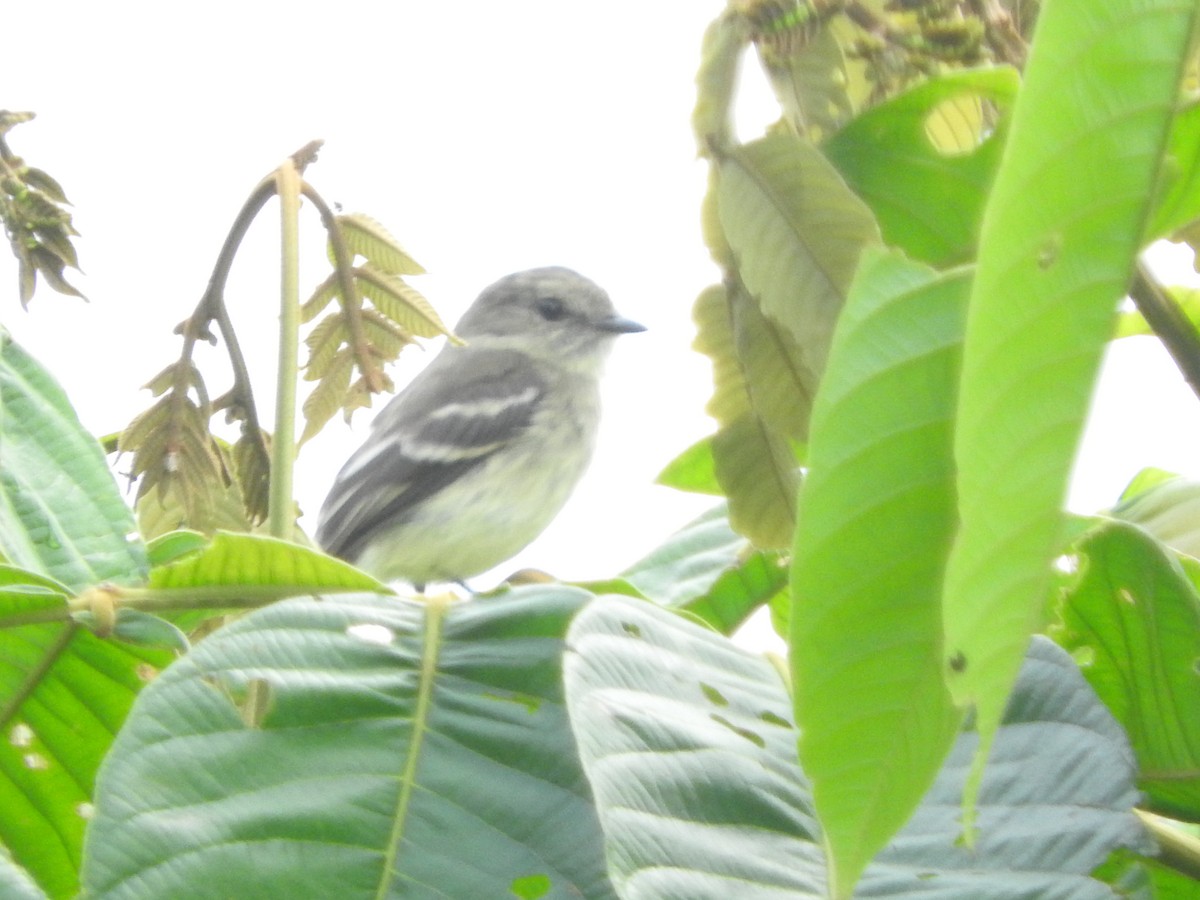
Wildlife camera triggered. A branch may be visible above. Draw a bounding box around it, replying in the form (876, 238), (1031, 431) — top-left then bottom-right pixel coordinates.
(1128, 263), (1200, 407)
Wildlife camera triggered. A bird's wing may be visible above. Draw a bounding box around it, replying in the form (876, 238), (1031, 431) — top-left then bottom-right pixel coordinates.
(315, 347), (546, 562)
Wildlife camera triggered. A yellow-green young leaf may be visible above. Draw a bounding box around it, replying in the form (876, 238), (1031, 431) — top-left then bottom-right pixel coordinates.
(231, 429), (271, 527)
(941, 0), (1200, 836)
(731, 283), (815, 442)
(717, 132), (880, 380)
(692, 283), (751, 426)
(356, 265), (454, 340)
(300, 348), (354, 446)
(302, 313), (349, 380)
(360, 307), (416, 360)
(712, 415), (798, 550)
(301, 271), (341, 324)
(136, 478), (250, 542)
(335, 213), (426, 276)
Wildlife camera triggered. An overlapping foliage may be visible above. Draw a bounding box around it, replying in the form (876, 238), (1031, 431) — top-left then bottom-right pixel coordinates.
(1, 0), (1199, 897)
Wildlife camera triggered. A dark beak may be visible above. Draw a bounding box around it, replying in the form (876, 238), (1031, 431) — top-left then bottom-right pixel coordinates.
(596, 314), (647, 334)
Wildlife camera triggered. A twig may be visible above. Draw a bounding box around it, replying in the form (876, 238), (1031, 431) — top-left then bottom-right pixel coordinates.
(1128, 262), (1200, 407)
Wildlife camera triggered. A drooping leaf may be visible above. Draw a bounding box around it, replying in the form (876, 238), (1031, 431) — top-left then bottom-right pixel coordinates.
(692, 10), (746, 153)
(83, 588), (616, 900)
(755, 15), (853, 141)
(1053, 521), (1200, 821)
(824, 67), (1019, 266)
(716, 131), (880, 379)
(565, 596), (1150, 899)
(940, 0), (1200, 828)
(791, 250), (969, 895)
(692, 283), (801, 548)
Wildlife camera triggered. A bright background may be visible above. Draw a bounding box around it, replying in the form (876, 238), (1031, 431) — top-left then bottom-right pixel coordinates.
(3, 2), (1198, 598)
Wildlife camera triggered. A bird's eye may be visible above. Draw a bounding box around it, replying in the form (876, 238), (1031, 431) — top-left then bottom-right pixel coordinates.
(536, 296), (567, 321)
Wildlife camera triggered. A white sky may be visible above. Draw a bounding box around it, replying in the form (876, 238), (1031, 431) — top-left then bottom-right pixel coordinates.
(4, 2), (1199, 600)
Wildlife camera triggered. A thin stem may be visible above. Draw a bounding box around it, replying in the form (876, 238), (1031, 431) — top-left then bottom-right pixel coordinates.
(1136, 809), (1200, 882)
(1128, 263), (1200, 407)
(269, 159), (302, 538)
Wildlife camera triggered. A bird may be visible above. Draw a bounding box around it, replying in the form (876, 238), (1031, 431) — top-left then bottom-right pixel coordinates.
(315, 266), (645, 589)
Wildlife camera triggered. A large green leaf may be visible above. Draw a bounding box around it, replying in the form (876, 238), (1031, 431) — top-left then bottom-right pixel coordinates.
(619, 502), (787, 635)
(1112, 472), (1200, 559)
(0, 844), (46, 900)
(565, 596), (1151, 898)
(692, 283), (801, 549)
(0, 329), (146, 587)
(0, 334), (169, 898)
(791, 250), (969, 895)
(1053, 522), (1200, 821)
(823, 67), (1019, 267)
(82, 588), (615, 900)
(940, 0), (1200, 823)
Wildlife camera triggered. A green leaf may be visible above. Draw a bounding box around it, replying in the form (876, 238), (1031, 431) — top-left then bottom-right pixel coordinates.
(620, 503), (787, 635)
(0, 844), (46, 900)
(83, 588), (616, 899)
(1053, 522), (1200, 821)
(144, 530), (208, 568)
(716, 131), (880, 380)
(1113, 472), (1200, 559)
(655, 435), (722, 496)
(824, 67), (1019, 266)
(940, 0), (1200, 827)
(564, 596), (1150, 898)
(1147, 99), (1200, 242)
(0, 329), (147, 589)
(146, 531), (392, 599)
(0, 333), (170, 897)
(791, 250), (968, 895)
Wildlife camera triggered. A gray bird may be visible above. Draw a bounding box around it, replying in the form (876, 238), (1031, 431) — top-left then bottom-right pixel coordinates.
(316, 266), (644, 589)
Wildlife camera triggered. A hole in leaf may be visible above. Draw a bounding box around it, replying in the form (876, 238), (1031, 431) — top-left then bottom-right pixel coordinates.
(76, 802), (95, 820)
(711, 714), (765, 748)
(347, 622), (395, 645)
(9, 723), (32, 748)
(948, 651), (967, 673)
(1053, 554), (1079, 575)
(24, 753), (48, 770)
(621, 622), (642, 638)
(759, 710), (792, 728)
(700, 683), (729, 707)
(483, 691), (541, 714)
(923, 92), (989, 156)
